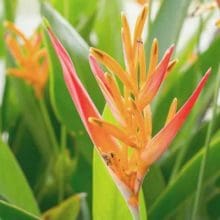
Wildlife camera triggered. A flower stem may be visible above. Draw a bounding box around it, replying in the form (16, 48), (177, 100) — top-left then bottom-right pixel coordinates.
(39, 98), (59, 154)
(35, 98), (59, 200)
(191, 69), (220, 219)
(58, 125), (67, 203)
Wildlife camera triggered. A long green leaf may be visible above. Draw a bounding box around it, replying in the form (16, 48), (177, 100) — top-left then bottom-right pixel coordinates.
(42, 194), (83, 220)
(93, 0), (122, 60)
(0, 138), (39, 215)
(143, 164), (166, 209)
(0, 201), (39, 220)
(149, 132), (220, 220)
(49, 0), (97, 29)
(161, 113), (220, 183)
(1, 0), (17, 56)
(148, 0), (191, 56)
(9, 78), (55, 158)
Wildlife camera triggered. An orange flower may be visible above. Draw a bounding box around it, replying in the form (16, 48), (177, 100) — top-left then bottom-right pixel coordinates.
(47, 5), (210, 218)
(4, 21), (49, 98)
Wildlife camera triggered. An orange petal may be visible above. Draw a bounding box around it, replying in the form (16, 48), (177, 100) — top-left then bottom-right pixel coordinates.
(167, 59), (178, 73)
(90, 47), (137, 93)
(129, 98), (145, 145)
(138, 45), (174, 109)
(5, 35), (26, 65)
(141, 69), (211, 167)
(146, 39), (158, 81)
(121, 13), (133, 74)
(89, 117), (137, 149)
(143, 105), (152, 141)
(89, 56), (125, 125)
(47, 27), (118, 153)
(4, 21), (32, 50)
(133, 6), (148, 52)
(165, 98), (178, 125)
(137, 40), (147, 87)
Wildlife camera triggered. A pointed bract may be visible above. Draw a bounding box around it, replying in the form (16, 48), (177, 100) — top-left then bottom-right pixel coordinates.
(47, 28), (118, 153)
(141, 69), (211, 167)
(138, 45), (174, 109)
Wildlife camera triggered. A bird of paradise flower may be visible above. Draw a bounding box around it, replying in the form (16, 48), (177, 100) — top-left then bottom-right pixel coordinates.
(5, 21), (49, 98)
(47, 6), (210, 219)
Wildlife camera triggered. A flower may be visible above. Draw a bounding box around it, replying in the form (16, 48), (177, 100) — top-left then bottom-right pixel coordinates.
(4, 21), (49, 98)
(47, 5), (210, 217)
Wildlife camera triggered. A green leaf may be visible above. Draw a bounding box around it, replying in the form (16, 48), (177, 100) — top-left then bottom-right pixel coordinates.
(149, 132), (220, 220)
(41, 2), (104, 132)
(161, 113), (220, 182)
(1, 0), (17, 57)
(93, 107), (147, 220)
(3, 0), (17, 20)
(10, 121), (44, 188)
(143, 164), (166, 209)
(1, 77), (21, 132)
(148, 0), (191, 56)
(49, 0), (97, 29)
(0, 138), (39, 215)
(0, 200), (39, 220)
(207, 193), (220, 219)
(93, 149), (147, 220)
(93, 0), (122, 60)
(42, 194), (83, 220)
(9, 77), (55, 158)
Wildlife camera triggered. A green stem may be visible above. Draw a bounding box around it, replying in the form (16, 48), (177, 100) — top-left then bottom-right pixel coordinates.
(191, 69), (220, 219)
(39, 98), (59, 154)
(169, 139), (190, 182)
(61, 125), (67, 150)
(58, 125), (67, 202)
(35, 99), (59, 199)
(36, 157), (55, 202)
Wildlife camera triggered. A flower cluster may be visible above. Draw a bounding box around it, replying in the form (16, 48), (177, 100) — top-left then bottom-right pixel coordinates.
(5, 21), (49, 97)
(47, 5), (210, 215)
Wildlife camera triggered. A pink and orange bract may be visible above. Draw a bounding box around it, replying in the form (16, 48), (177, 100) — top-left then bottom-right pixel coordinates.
(47, 6), (210, 218)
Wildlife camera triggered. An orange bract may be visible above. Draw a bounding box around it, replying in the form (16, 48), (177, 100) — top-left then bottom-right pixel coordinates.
(47, 5), (210, 216)
(5, 21), (49, 98)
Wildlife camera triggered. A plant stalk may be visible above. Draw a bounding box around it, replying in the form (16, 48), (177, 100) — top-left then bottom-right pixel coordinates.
(191, 68), (220, 219)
